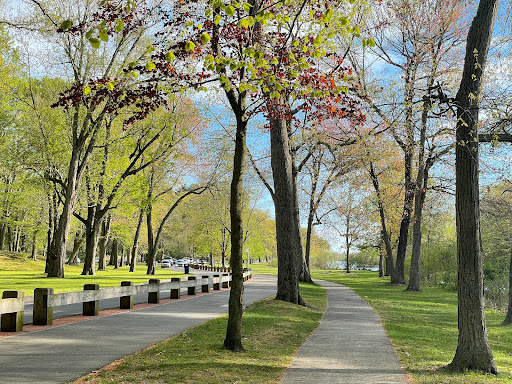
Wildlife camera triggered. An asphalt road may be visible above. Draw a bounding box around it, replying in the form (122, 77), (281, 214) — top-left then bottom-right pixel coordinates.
(0, 274), (277, 384)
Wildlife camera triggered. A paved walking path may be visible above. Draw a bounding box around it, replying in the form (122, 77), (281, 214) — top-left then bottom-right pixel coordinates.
(280, 279), (410, 383)
(0, 274), (277, 384)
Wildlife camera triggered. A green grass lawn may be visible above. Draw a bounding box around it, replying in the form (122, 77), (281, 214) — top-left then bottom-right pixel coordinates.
(0, 252), (183, 296)
(75, 282), (326, 384)
(251, 263), (512, 383)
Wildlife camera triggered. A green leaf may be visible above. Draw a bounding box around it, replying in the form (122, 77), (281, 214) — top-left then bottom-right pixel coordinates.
(226, 5), (235, 16)
(89, 38), (100, 49)
(83, 86), (91, 95)
(205, 8), (213, 17)
(165, 51), (175, 61)
(340, 17), (349, 26)
(145, 61), (156, 71)
(214, 14), (221, 24)
(200, 32), (211, 43)
(243, 2), (252, 12)
(85, 29), (93, 39)
(107, 82), (114, 91)
(60, 20), (72, 30)
(185, 41), (196, 51)
(131, 71), (139, 78)
(239, 18), (249, 28)
(114, 19), (124, 33)
(368, 38), (376, 48)
(99, 31), (108, 42)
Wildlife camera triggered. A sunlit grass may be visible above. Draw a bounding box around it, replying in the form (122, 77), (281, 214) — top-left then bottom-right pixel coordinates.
(0, 252), (183, 295)
(74, 282), (326, 384)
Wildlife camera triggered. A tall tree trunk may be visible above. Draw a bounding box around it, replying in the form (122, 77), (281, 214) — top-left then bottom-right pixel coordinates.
(407, 163), (429, 291)
(0, 223), (6, 250)
(270, 115), (303, 305)
(97, 214), (112, 271)
(292, 161), (310, 284)
(146, 203), (155, 275)
(68, 231), (84, 265)
(305, 211), (314, 277)
(112, 238), (119, 269)
(45, 191), (57, 274)
(504, 241), (512, 325)
(406, 186), (426, 291)
(30, 229), (38, 260)
(224, 114), (248, 352)
(82, 206), (99, 275)
(407, 101), (429, 291)
(119, 244), (124, 267)
(222, 109), (248, 350)
(7, 226), (12, 251)
(108, 246), (116, 266)
(393, 151), (414, 284)
(130, 208), (144, 272)
(369, 162), (394, 277)
(345, 214), (351, 274)
(448, 0), (497, 373)
(47, 145), (83, 278)
(378, 242), (384, 278)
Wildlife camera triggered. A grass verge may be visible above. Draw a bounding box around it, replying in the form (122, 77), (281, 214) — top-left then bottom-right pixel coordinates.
(252, 263), (512, 383)
(74, 282), (326, 384)
(0, 252), (183, 295)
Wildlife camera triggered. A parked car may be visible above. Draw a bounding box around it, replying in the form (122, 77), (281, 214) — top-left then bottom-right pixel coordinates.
(176, 259), (185, 267)
(161, 259), (171, 268)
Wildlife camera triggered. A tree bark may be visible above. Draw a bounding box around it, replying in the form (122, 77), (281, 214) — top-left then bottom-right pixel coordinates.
(30, 229), (38, 260)
(130, 208), (144, 272)
(448, 0), (497, 373)
(406, 184), (426, 291)
(97, 214), (112, 271)
(305, 210), (314, 276)
(292, 156), (310, 284)
(223, 113), (247, 352)
(119, 244), (124, 267)
(369, 162), (394, 277)
(68, 231), (84, 265)
(82, 206), (99, 275)
(504, 242), (512, 325)
(47, 132), (90, 277)
(270, 115), (304, 305)
(112, 238), (119, 269)
(393, 150), (414, 284)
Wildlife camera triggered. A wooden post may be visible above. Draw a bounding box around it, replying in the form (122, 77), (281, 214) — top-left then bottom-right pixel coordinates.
(170, 277), (181, 299)
(120, 281), (134, 309)
(188, 276), (197, 295)
(148, 279), (160, 304)
(33, 288), (53, 325)
(1, 291), (24, 332)
(83, 284), (99, 316)
(202, 275), (209, 293)
(213, 274), (220, 290)
(222, 273), (229, 289)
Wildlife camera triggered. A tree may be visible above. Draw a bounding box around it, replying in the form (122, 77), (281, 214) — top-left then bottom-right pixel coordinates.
(350, 0), (465, 285)
(447, 0), (498, 374)
(7, 0), (166, 277)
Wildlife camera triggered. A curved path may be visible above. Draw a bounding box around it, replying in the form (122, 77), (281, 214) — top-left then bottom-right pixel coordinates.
(280, 279), (410, 383)
(0, 274), (277, 384)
